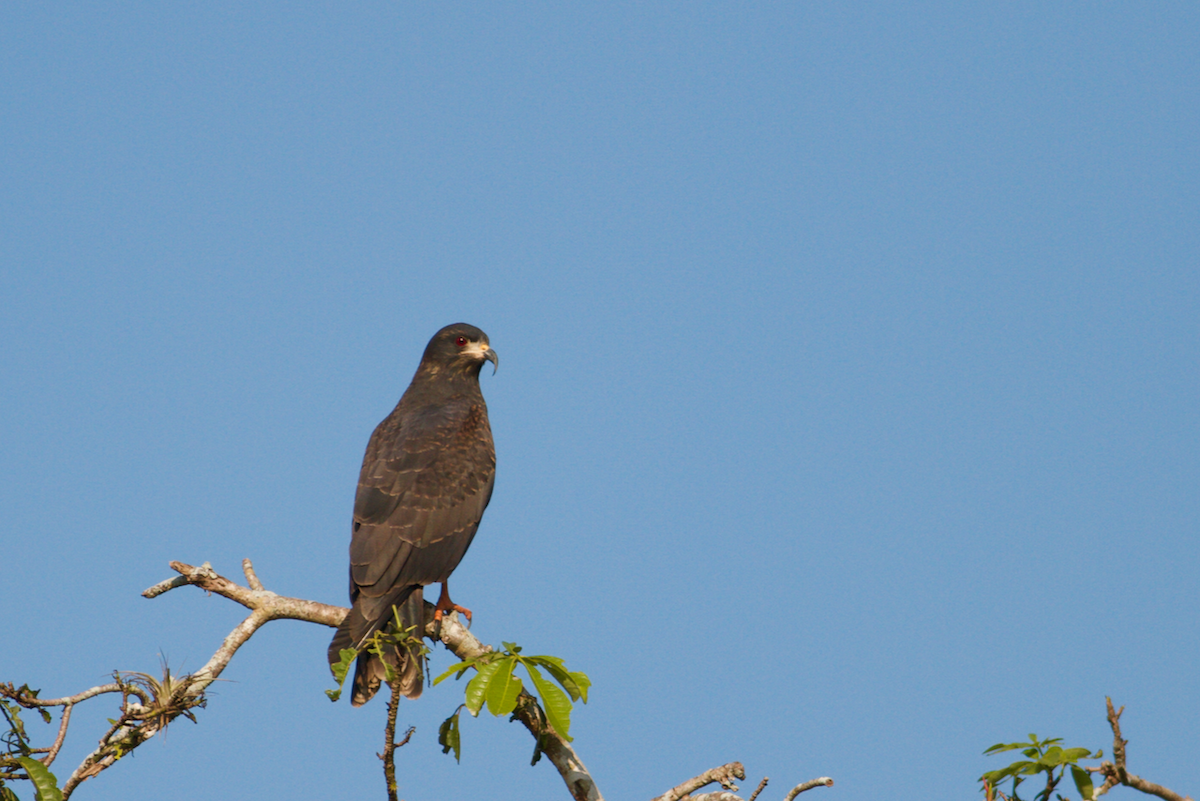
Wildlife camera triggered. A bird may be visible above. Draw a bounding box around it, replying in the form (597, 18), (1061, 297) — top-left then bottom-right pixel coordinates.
(328, 323), (498, 706)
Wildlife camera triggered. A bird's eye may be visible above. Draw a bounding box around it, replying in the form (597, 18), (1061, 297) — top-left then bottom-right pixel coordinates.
(455, 336), (467, 347)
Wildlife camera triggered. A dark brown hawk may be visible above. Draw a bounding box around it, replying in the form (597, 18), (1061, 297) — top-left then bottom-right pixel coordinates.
(328, 323), (498, 706)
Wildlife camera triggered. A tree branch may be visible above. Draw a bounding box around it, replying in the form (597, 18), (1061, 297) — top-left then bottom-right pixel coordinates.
(42, 702), (72, 767)
(649, 771), (830, 801)
(653, 762), (746, 801)
(782, 777), (834, 801)
(1092, 698), (1192, 801)
(378, 672), (415, 801)
(746, 776), (770, 801)
(6, 559), (829, 801)
(3, 559), (608, 800)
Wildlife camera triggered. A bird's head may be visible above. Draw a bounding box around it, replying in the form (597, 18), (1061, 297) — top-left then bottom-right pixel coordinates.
(418, 323), (499, 379)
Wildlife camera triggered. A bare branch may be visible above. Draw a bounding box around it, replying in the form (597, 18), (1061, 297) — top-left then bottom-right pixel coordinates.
(62, 561), (604, 801)
(1123, 775), (1195, 801)
(1092, 698), (1192, 801)
(747, 777), (769, 801)
(144, 561), (347, 628)
(44, 562), (353, 797)
(242, 558), (265, 591)
(688, 793), (744, 801)
(2, 682), (125, 708)
(15, 560), (832, 801)
(378, 671), (414, 801)
(1109, 697), (1129, 773)
(654, 762), (746, 801)
(42, 702), (72, 767)
(140, 573), (192, 599)
(782, 777), (834, 801)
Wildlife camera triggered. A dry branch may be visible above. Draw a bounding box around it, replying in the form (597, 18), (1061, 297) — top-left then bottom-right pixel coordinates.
(747, 777), (770, 801)
(1092, 698), (1192, 801)
(5, 559), (829, 801)
(3, 559), (605, 801)
(654, 762), (746, 801)
(651, 767), (831, 801)
(782, 777), (834, 801)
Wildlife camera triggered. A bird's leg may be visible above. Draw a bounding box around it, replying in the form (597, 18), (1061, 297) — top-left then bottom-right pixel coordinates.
(433, 582), (473, 624)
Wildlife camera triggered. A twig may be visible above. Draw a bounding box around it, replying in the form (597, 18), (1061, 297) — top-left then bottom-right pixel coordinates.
(154, 561), (603, 801)
(747, 777), (769, 801)
(1040, 763), (1062, 801)
(2, 683), (126, 708)
(242, 558), (265, 591)
(782, 777), (834, 801)
(145, 560), (347, 628)
(653, 762), (746, 801)
(42, 702), (72, 767)
(379, 670), (406, 801)
(1092, 698), (1193, 801)
(39, 562), (352, 798)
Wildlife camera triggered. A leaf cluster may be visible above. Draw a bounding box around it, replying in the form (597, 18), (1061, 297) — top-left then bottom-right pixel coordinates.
(325, 607), (431, 703)
(433, 642), (590, 763)
(1, 685), (58, 798)
(2, 691), (44, 760)
(981, 734), (1102, 801)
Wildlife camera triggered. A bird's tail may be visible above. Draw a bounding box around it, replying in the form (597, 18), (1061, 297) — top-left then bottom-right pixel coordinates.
(328, 587), (425, 706)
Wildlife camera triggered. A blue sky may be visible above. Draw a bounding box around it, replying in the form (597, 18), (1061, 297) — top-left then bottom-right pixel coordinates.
(2, 3), (1197, 800)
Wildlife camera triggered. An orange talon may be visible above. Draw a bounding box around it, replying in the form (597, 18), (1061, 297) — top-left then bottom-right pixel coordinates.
(433, 582), (473, 625)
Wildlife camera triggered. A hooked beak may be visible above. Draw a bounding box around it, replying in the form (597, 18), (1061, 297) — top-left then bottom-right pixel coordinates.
(484, 347), (499, 375)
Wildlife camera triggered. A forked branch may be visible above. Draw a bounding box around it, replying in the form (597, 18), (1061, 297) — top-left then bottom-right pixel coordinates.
(650, 763), (832, 801)
(6, 560), (830, 801)
(1091, 698), (1192, 801)
(3, 560), (604, 801)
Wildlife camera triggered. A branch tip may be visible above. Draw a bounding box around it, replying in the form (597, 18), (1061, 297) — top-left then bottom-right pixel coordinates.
(782, 777), (834, 801)
(242, 559), (264, 591)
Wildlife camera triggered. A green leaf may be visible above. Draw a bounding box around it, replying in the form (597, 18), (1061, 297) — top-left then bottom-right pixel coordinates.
(984, 760), (1040, 782)
(501, 641), (522, 654)
(325, 647), (358, 702)
(525, 662), (574, 741)
(485, 658), (523, 717)
(438, 707), (463, 763)
(982, 763), (1031, 785)
(1071, 766), (1095, 800)
(1, 784), (22, 801)
(984, 741), (1030, 756)
(1040, 746), (1065, 767)
(529, 657), (590, 703)
(465, 660), (503, 716)
(432, 658), (480, 686)
(2, 701), (29, 743)
(1060, 747), (1093, 763)
(569, 672), (590, 704)
(17, 758), (62, 801)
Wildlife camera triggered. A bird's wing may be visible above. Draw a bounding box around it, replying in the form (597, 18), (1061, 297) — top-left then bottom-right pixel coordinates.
(349, 398), (495, 595)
